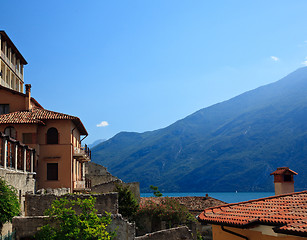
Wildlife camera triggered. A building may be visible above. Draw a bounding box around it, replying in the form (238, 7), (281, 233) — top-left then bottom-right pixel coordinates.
(0, 31), (90, 192)
(198, 167), (307, 239)
(0, 31), (27, 93)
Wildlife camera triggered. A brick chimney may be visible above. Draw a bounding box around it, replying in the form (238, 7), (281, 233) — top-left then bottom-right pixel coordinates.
(270, 167), (298, 195)
(25, 84), (32, 110)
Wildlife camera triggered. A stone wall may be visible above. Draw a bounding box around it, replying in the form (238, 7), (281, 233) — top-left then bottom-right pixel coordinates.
(91, 181), (140, 203)
(13, 214), (135, 240)
(85, 162), (119, 186)
(91, 179), (122, 193)
(25, 192), (118, 216)
(135, 226), (194, 240)
(0, 168), (36, 236)
(0, 168), (36, 214)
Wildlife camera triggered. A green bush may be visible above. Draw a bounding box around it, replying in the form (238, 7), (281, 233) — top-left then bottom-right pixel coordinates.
(136, 197), (195, 227)
(0, 177), (20, 231)
(114, 184), (139, 221)
(149, 185), (162, 197)
(35, 196), (115, 240)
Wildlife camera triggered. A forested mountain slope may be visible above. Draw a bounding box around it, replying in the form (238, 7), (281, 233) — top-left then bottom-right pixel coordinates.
(92, 67), (307, 192)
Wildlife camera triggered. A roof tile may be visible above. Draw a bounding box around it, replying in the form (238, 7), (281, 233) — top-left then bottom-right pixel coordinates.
(198, 191), (307, 237)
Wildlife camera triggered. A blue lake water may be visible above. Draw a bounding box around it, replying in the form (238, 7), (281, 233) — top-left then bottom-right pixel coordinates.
(140, 192), (275, 204)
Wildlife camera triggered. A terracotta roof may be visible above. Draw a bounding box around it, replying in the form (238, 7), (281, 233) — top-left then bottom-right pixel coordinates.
(141, 196), (226, 213)
(0, 108), (88, 135)
(198, 191), (307, 237)
(270, 167), (298, 176)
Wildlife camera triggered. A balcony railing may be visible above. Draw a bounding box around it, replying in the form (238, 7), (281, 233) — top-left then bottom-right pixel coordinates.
(1, 51), (23, 80)
(73, 144), (91, 161)
(0, 132), (36, 173)
(0, 76), (10, 89)
(73, 178), (91, 191)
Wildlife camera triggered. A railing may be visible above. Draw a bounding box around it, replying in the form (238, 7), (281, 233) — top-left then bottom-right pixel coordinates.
(85, 178), (92, 188)
(1, 50), (23, 81)
(74, 144), (91, 160)
(0, 132), (35, 173)
(0, 77), (10, 89)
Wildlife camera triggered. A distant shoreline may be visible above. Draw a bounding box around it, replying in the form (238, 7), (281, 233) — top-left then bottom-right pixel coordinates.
(140, 192), (275, 203)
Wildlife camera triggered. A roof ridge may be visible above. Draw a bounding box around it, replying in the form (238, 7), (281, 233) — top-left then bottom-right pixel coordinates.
(204, 190), (307, 210)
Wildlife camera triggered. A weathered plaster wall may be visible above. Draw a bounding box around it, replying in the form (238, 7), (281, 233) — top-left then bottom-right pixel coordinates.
(25, 193), (118, 216)
(135, 226), (194, 240)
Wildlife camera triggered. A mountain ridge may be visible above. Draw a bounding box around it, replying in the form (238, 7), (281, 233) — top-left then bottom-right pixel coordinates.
(92, 67), (307, 192)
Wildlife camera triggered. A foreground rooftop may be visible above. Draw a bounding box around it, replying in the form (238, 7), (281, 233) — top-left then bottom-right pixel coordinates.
(198, 190), (307, 237)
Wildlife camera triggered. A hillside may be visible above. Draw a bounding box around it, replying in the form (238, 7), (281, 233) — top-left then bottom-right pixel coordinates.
(92, 67), (307, 192)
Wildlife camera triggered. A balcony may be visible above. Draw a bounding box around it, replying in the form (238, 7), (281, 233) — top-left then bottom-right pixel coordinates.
(1, 51), (23, 80)
(73, 178), (91, 192)
(73, 145), (91, 162)
(0, 76), (10, 89)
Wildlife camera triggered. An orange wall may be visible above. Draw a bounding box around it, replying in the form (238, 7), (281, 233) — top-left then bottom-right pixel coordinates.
(1, 119), (84, 192)
(37, 120), (73, 190)
(0, 88), (37, 112)
(212, 225), (304, 240)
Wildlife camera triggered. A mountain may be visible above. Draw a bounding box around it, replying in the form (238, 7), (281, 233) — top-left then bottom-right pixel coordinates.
(92, 67), (307, 192)
(88, 139), (106, 149)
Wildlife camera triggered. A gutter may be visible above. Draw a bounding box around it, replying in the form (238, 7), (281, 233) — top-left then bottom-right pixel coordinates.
(221, 226), (249, 240)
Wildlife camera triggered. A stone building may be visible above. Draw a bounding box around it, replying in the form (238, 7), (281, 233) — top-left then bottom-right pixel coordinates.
(0, 30), (91, 193)
(0, 31), (26, 93)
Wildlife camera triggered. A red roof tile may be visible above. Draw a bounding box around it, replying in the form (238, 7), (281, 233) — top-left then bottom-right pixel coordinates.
(198, 191), (307, 237)
(0, 108), (87, 135)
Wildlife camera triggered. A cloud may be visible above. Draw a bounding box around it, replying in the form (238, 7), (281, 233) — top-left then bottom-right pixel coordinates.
(96, 121), (109, 127)
(270, 56), (279, 61)
(302, 59), (307, 66)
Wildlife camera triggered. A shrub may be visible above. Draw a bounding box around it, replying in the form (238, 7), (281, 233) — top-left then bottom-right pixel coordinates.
(35, 196), (115, 240)
(136, 197), (195, 227)
(0, 177), (20, 231)
(149, 185), (162, 197)
(114, 184), (139, 221)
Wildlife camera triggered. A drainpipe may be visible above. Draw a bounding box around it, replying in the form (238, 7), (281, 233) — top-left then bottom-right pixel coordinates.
(221, 226), (249, 240)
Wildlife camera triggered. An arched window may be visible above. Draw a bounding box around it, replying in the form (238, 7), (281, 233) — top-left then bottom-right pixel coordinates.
(47, 127), (58, 144)
(4, 126), (16, 139)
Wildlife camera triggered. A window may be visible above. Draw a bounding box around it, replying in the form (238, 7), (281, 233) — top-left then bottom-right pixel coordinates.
(23, 133), (33, 144)
(47, 163), (58, 180)
(0, 104), (9, 115)
(284, 175), (292, 182)
(4, 126), (16, 139)
(47, 127), (58, 144)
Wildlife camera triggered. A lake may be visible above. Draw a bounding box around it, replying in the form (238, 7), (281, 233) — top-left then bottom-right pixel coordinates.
(140, 192), (275, 203)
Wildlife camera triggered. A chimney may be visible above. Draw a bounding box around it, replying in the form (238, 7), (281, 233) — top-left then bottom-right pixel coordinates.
(25, 84), (32, 110)
(270, 167), (298, 195)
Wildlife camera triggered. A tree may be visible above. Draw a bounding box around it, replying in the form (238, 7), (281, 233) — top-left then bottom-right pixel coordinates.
(35, 196), (115, 240)
(0, 177), (20, 231)
(114, 184), (139, 221)
(149, 185), (162, 197)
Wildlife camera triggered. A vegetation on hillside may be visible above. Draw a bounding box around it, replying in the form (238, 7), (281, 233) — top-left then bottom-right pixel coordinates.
(92, 67), (307, 192)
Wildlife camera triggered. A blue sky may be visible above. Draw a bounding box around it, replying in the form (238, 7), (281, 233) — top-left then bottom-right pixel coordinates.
(1, 0), (307, 144)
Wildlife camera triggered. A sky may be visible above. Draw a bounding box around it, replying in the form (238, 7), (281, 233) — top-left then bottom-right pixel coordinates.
(1, 0), (307, 144)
